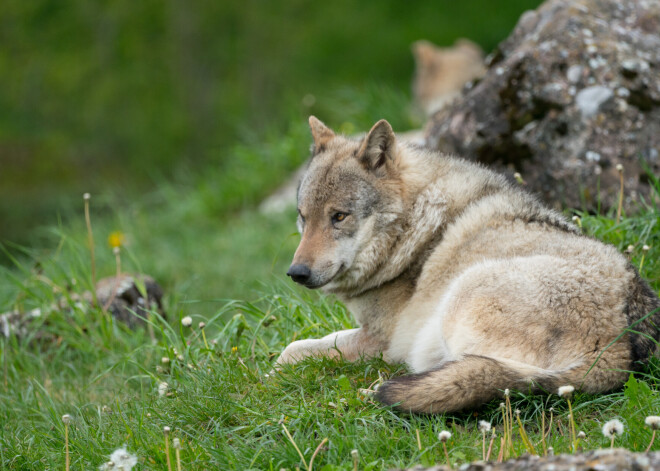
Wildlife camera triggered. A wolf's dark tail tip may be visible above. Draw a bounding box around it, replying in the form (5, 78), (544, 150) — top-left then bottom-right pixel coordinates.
(375, 354), (553, 414)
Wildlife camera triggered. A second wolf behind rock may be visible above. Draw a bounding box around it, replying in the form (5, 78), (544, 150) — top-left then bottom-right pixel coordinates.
(277, 116), (660, 413)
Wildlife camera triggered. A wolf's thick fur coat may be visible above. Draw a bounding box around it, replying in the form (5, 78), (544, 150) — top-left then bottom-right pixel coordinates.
(277, 116), (660, 413)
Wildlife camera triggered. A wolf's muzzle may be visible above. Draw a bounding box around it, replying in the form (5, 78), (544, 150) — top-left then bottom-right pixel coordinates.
(287, 264), (312, 286)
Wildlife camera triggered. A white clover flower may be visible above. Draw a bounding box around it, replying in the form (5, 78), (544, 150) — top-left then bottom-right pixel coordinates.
(181, 316), (193, 327)
(478, 421), (491, 433)
(438, 431), (452, 442)
(645, 416), (660, 430)
(602, 419), (624, 438)
(558, 385), (575, 398)
(158, 382), (168, 397)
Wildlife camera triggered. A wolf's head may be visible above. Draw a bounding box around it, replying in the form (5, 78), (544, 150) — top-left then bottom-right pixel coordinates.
(287, 117), (407, 293)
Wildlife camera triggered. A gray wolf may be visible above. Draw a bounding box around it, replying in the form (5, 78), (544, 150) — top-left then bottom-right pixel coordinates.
(276, 116), (660, 413)
(259, 39), (484, 215)
(412, 39), (485, 116)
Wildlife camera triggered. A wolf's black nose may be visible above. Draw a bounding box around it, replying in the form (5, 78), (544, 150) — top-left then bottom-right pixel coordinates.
(287, 264), (311, 284)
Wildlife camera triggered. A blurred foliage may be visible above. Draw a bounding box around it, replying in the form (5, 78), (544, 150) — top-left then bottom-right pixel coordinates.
(0, 0), (541, 254)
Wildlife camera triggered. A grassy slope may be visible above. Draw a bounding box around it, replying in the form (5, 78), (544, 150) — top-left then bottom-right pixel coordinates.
(1, 112), (660, 469)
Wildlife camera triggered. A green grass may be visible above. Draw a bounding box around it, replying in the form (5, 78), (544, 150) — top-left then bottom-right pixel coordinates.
(1, 100), (660, 469)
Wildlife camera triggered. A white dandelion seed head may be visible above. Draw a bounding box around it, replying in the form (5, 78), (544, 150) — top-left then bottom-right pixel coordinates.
(181, 316), (193, 327)
(158, 382), (168, 397)
(438, 431), (452, 442)
(643, 245), (650, 252)
(173, 438), (181, 450)
(602, 419), (624, 438)
(558, 385), (575, 398)
(113, 247), (120, 256)
(177, 355), (184, 362)
(161, 357), (170, 364)
(504, 389), (510, 397)
(107, 448), (137, 471)
(62, 414), (72, 424)
(163, 426), (171, 434)
(351, 449), (359, 458)
(198, 322), (206, 329)
(572, 215), (580, 222)
(626, 245), (635, 253)
(645, 416), (660, 430)
(515, 409), (521, 416)
(577, 431), (586, 439)
(549, 407), (555, 413)
(616, 163), (624, 172)
(83, 193), (91, 201)
(499, 402), (505, 409)
(478, 421), (492, 433)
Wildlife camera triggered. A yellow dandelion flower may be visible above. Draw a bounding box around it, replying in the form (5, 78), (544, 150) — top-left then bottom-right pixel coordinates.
(231, 346), (238, 353)
(108, 231), (125, 249)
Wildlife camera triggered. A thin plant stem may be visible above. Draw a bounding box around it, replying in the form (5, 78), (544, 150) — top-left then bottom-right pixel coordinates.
(282, 424), (309, 470)
(175, 447), (182, 471)
(482, 430), (486, 461)
(610, 434), (615, 449)
(515, 411), (536, 455)
(415, 429), (422, 451)
(442, 442), (451, 469)
(541, 410), (547, 456)
(308, 437), (328, 471)
(65, 423), (70, 471)
(165, 434), (173, 471)
(505, 395), (514, 456)
(567, 399), (577, 453)
(646, 430), (656, 453)
(201, 328), (210, 350)
(486, 432), (495, 461)
(500, 404), (509, 459)
(103, 248), (122, 312)
(616, 166), (624, 224)
(497, 437), (505, 463)
(83, 194), (97, 298)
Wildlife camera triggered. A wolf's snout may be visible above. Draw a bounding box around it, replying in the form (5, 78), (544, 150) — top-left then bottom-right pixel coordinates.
(287, 264), (312, 285)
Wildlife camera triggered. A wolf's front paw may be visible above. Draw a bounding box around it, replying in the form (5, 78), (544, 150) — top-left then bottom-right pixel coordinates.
(274, 338), (317, 367)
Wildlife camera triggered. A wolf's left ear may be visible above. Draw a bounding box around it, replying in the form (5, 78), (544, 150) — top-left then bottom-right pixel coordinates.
(357, 119), (396, 175)
(309, 116), (335, 155)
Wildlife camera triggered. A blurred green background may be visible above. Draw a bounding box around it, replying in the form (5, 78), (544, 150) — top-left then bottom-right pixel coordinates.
(0, 0), (541, 261)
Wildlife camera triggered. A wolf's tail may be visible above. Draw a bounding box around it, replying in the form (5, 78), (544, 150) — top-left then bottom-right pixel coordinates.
(375, 354), (559, 413)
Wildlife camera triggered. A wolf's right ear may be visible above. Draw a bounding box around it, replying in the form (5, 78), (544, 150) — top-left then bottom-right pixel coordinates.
(309, 116), (335, 155)
(356, 119), (396, 176)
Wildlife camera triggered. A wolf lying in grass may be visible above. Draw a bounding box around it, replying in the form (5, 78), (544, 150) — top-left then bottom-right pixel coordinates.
(277, 116), (660, 413)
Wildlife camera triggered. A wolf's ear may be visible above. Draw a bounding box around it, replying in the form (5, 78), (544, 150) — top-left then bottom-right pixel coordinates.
(357, 119), (396, 176)
(309, 116), (335, 155)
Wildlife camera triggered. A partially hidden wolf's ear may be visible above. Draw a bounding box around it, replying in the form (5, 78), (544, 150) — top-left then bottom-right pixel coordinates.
(356, 119), (396, 175)
(309, 116), (335, 155)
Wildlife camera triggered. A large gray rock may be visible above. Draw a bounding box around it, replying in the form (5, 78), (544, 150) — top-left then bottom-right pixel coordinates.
(393, 449), (660, 471)
(426, 0), (660, 211)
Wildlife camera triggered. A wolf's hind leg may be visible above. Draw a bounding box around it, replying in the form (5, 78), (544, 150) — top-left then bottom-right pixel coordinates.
(376, 354), (557, 413)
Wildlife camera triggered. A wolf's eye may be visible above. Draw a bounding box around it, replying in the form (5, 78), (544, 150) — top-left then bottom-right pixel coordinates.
(331, 212), (348, 224)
